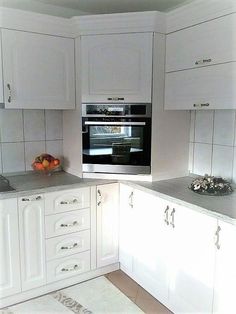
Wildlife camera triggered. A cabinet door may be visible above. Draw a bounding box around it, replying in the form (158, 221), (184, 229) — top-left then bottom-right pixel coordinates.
(97, 183), (119, 268)
(166, 14), (236, 72)
(18, 195), (46, 291)
(165, 63), (236, 110)
(2, 29), (75, 109)
(81, 33), (152, 103)
(0, 198), (21, 298)
(119, 184), (134, 273)
(0, 31), (3, 104)
(168, 205), (216, 314)
(213, 221), (236, 313)
(132, 191), (170, 305)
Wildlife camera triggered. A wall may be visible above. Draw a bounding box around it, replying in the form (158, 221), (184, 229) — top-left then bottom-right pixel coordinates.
(0, 109), (63, 174)
(189, 110), (236, 183)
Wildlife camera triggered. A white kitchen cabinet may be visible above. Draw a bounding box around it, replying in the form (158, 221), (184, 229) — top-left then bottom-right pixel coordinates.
(119, 184), (134, 273)
(18, 195), (46, 291)
(81, 33), (152, 103)
(1, 29), (75, 109)
(0, 31), (3, 104)
(213, 221), (236, 314)
(168, 205), (216, 314)
(0, 198), (21, 298)
(165, 63), (236, 110)
(166, 14), (236, 72)
(97, 183), (119, 268)
(132, 190), (171, 306)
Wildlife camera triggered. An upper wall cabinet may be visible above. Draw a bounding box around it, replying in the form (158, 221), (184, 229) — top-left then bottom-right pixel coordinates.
(166, 14), (236, 72)
(81, 33), (153, 103)
(0, 31), (3, 104)
(1, 29), (75, 109)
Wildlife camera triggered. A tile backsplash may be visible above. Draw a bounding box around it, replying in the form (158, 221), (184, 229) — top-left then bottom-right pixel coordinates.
(0, 109), (63, 174)
(189, 110), (236, 183)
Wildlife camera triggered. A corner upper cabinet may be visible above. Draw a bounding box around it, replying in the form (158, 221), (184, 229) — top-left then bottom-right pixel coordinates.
(1, 29), (75, 109)
(81, 33), (153, 103)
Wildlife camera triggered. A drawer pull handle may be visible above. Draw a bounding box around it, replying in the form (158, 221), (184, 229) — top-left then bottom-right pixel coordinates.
(61, 243), (79, 250)
(107, 97), (124, 101)
(195, 58), (212, 65)
(60, 221), (79, 228)
(97, 189), (102, 206)
(193, 103), (210, 108)
(128, 191), (134, 208)
(215, 226), (221, 250)
(164, 206), (169, 225)
(60, 199), (79, 205)
(61, 264), (79, 272)
(7, 83), (12, 103)
(22, 196), (42, 202)
(170, 208), (175, 228)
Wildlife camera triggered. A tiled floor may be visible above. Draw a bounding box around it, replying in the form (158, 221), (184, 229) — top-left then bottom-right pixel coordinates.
(105, 270), (172, 314)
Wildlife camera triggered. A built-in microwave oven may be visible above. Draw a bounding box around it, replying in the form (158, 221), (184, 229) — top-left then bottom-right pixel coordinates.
(82, 103), (151, 174)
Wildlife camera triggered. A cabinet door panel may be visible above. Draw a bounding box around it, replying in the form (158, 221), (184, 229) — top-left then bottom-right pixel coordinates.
(2, 29), (75, 109)
(0, 199), (21, 298)
(18, 196), (46, 291)
(169, 205), (216, 313)
(213, 221), (236, 313)
(81, 33), (152, 103)
(166, 14), (236, 72)
(97, 183), (119, 268)
(165, 63), (236, 110)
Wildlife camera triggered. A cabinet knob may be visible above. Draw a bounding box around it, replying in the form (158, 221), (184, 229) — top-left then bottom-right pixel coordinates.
(195, 58), (212, 65)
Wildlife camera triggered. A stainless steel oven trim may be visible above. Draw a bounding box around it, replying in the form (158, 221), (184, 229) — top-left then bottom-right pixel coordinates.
(84, 121), (146, 126)
(82, 164), (151, 175)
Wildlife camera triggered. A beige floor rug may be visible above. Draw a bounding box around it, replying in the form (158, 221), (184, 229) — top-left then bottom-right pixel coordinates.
(1, 276), (144, 314)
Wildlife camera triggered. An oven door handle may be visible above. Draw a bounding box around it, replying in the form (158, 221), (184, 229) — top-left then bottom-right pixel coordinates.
(84, 121), (146, 126)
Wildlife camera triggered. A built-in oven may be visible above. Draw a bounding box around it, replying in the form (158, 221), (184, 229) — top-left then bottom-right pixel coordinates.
(82, 103), (151, 174)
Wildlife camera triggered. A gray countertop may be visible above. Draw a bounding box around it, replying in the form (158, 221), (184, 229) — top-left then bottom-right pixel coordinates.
(1, 172), (235, 223)
(123, 177), (236, 224)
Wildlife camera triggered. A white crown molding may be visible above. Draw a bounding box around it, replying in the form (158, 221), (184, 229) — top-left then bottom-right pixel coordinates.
(72, 11), (166, 36)
(0, 7), (76, 37)
(167, 0), (236, 33)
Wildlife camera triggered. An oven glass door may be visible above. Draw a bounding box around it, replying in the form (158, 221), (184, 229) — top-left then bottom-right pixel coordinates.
(82, 119), (151, 166)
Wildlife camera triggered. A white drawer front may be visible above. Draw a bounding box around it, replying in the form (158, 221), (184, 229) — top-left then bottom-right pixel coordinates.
(46, 230), (90, 261)
(47, 251), (90, 283)
(45, 208), (90, 238)
(45, 187), (90, 215)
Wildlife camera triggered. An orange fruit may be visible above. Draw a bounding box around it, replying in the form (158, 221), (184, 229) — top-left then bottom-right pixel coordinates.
(53, 159), (60, 166)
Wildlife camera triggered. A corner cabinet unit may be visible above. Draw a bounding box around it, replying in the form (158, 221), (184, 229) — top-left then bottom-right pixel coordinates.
(0, 198), (21, 299)
(96, 183), (119, 267)
(81, 33), (153, 103)
(1, 29), (75, 109)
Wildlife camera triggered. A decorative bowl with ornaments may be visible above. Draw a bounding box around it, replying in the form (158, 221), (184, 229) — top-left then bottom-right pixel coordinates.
(32, 154), (61, 175)
(189, 175), (233, 196)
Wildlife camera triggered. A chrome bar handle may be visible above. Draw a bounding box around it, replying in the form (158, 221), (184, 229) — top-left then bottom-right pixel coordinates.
(164, 206), (169, 225)
(195, 58), (212, 65)
(61, 243), (79, 250)
(61, 264), (79, 272)
(193, 103), (210, 108)
(97, 189), (102, 206)
(60, 199), (79, 205)
(215, 226), (221, 250)
(128, 191), (134, 208)
(7, 83), (11, 103)
(170, 208), (176, 228)
(60, 221), (79, 228)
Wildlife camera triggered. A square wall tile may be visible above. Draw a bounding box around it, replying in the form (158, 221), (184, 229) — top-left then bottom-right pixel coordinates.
(2, 142), (25, 173)
(193, 143), (212, 176)
(213, 110), (235, 146)
(45, 110), (63, 140)
(212, 145), (234, 181)
(23, 110), (45, 141)
(0, 109), (24, 142)
(46, 140), (63, 160)
(195, 110), (214, 144)
(25, 141), (46, 171)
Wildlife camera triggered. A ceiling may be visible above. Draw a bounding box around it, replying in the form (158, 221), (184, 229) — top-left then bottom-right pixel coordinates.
(0, 0), (196, 17)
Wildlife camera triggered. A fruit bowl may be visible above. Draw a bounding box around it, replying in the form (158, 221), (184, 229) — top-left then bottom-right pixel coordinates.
(32, 154), (61, 176)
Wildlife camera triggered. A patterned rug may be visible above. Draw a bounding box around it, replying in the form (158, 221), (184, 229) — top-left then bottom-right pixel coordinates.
(1, 276), (143, 314)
